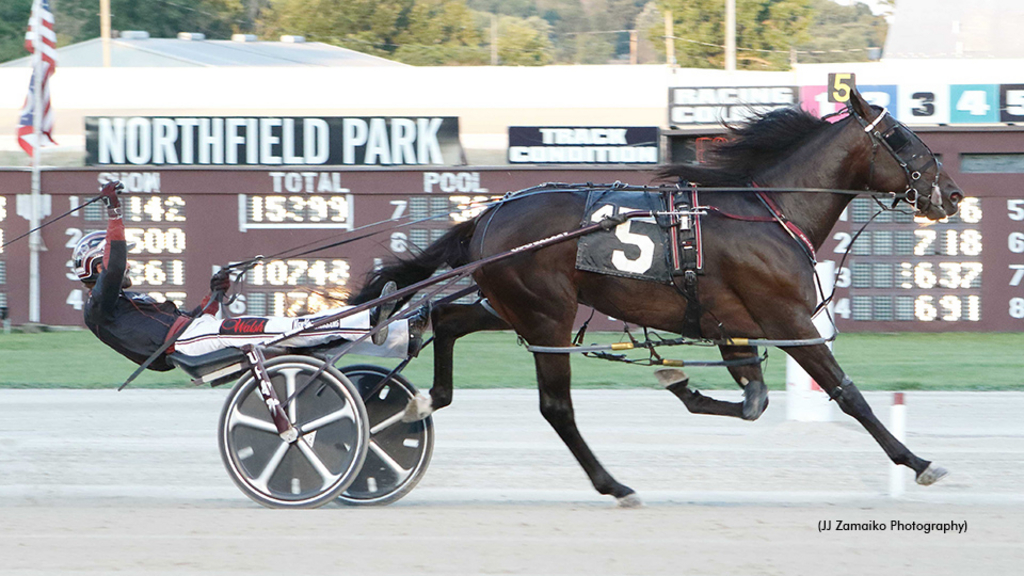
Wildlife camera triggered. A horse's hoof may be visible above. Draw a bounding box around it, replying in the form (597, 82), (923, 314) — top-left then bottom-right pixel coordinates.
(916, 463), (949, 486)
(742, 380), (769, 420)
(401, 392), (432, 422)
(616, 493), (643, 508)
(654, 368), (689, 388)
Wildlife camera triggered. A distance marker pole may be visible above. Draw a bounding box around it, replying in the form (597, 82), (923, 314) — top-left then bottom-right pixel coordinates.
(889, 392), (907, 497)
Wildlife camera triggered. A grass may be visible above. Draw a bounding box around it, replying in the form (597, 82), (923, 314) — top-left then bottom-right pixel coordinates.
(0, 330), (1021, 391)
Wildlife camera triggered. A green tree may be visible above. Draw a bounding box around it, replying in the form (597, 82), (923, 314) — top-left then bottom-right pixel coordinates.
(393, 0), (488, 64)
(261, 0), (552, 66)
(57, 0), (246, 41)
(654, 0), (813, 70)
(496, 15), (553, 65)
(0, 0), (32, 64)
(795, 0), (886, 63)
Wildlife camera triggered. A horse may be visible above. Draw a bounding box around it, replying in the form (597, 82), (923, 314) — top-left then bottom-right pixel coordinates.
(351, 88), (963, 506)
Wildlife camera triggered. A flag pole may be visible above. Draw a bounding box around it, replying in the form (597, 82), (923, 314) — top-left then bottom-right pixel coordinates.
(28, 2), (42, 323)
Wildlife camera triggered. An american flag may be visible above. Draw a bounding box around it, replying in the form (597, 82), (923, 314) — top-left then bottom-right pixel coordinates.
(17, 0), (58, 157)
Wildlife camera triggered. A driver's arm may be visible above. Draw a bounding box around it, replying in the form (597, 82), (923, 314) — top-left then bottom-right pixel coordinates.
(89, 190), (128, 318)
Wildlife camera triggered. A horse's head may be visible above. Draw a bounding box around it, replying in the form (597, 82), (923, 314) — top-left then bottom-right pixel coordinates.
(847, 89), (964, 220)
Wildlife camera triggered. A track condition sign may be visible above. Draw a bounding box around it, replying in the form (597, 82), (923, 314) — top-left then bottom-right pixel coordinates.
(85, 116), (464, 167)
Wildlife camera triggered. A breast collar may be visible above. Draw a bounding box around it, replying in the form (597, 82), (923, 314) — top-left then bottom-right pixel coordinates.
(750, 183), (816, 263)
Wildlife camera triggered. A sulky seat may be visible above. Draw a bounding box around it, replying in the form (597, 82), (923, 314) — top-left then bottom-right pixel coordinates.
(167, 347), (249, 387)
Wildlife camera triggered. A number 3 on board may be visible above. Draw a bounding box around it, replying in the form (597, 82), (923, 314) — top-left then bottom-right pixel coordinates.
(829, 73), (856, 103)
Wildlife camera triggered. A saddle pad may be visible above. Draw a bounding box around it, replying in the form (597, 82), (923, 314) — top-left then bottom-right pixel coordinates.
(576, 189), (673, 283)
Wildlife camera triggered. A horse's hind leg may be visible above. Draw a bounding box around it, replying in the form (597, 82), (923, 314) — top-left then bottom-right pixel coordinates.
(784, 343), (947, 485)
(403, 302), (510, 421)
(656, 369), (744, 418)
(654, 345), (767, 421)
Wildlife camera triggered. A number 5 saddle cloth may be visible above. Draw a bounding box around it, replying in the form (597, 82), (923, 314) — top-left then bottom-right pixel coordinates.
(575, 186), (703, 284)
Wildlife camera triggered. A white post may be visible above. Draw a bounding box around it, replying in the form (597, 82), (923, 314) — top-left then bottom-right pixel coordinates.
(725, 0), (736, 71)
(889, 392), (907, 497)
(664, 11), (675, 66)
(28, 3), (42, 323)
(785, 260), (836, 421)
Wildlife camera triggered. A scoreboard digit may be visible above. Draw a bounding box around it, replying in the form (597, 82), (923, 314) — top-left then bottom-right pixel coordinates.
(65, 193), (190, 310)
(1007, 199), (1024, 320)
(834, 197), (984, 324)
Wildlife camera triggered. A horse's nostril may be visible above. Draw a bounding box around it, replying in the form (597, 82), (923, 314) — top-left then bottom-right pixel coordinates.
(950, 192), (963, 204)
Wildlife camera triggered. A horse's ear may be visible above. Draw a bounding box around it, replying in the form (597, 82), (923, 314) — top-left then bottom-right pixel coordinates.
(848, 86), (874, 119)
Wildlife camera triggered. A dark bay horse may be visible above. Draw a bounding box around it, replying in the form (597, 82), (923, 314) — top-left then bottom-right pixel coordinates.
(353, 89), (962, 506)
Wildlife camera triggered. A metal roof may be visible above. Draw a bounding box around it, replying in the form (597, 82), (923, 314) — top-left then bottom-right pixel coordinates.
(0, 37), (409, 68)
(884, 0), (1024, 59)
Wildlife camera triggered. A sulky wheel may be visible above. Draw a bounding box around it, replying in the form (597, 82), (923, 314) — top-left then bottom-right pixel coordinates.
(218, 355), (369, 509)
(336, 364), (434, 506)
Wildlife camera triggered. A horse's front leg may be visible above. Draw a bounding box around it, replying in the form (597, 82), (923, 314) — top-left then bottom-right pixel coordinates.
(655, 345), (767, 420)
(403, 301), (510, 422)
(783, 343), (948, 485)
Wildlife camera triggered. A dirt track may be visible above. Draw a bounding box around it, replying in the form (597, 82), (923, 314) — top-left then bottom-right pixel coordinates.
(2, 389), (1022, 575)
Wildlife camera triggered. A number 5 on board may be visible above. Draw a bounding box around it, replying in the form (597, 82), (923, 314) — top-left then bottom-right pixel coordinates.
(829, 73), (856, 103)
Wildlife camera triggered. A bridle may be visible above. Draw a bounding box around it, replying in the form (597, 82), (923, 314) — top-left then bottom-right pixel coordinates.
(846, 103), (955, 217)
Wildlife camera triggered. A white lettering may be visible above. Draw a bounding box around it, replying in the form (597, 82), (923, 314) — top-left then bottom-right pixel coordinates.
(98, 118), (126, 164)
(301, 171), (317, 192)
(417, 118), (444, 164)
(508, 146), (658, 163)
(125, 117), (152, 165)
(246, 118), (259, 164)
(303, 118), (329, 164)
(152, 119), (178, 165)
(423, 172), (440, 192)
(364, 118), (392, 165)
(98, 172), (161, 193)
(343, 119), (368, 164)
(390, 118), (417, 164)
(175, 118), (199, 163)
(198, 118), (224, 164)
(269, 171), (285, 193)
(260, 118), (282, 165)
(282, 118), (302, 164)
(225, 118), (246, 165)
(422, 172), (487, 193)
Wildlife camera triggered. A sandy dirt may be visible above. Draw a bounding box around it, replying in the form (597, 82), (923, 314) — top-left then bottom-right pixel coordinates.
(1, 388), (1022, 575)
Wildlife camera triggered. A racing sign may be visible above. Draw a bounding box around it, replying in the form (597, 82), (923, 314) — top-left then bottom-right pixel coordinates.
(669, 86), (798, 126)
(672, 81), (1024, 126)
(85, 116), (464, 167)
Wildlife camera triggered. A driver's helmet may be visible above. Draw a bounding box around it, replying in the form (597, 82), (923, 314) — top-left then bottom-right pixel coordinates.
(72, 231), (106, 282)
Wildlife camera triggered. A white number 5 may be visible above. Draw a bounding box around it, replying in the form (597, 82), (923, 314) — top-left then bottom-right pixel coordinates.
(591, 205), (655, 274)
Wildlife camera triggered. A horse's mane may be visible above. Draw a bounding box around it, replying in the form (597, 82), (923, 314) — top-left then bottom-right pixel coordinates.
(657, 106), (830, 187)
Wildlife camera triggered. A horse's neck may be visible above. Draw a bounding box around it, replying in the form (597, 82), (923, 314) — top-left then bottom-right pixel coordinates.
(754, 121), (868, 250)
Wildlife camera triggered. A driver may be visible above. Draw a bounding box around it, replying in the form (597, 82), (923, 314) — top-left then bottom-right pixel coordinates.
(72, 180), (419, 372)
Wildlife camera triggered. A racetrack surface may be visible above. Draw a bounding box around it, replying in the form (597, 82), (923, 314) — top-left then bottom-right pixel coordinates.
(2, 388), (1022, 575)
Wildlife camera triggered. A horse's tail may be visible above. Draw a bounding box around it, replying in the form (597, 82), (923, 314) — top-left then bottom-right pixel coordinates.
(349, 219), (478, 306)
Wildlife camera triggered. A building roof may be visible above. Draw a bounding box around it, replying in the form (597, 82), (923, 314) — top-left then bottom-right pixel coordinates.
(0, 36), (409, 68)
(884, 0), (1024, 59)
